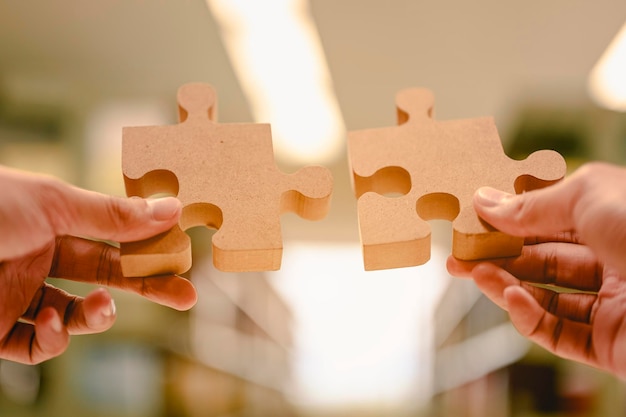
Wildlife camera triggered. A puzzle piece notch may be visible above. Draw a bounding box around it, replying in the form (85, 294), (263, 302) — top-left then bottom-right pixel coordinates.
(120, 82), (333, 276)
(348, 87), (566, 271)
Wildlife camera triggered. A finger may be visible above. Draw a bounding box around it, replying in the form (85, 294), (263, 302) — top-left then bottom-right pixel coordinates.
(65, 288), (116, 335)
(1, 308), (69, 365)
(521, 286), (596, 324)
(37, 176), (181, 243)
(130, 275), (198, 311)
(504, 286), (596, 367)
(21, 284), (115, 334)
(471, 262), (521, 310)
(472, 163), (614, 239)
(22, 283), (78, 323)
(524, 231), (583, 245)
(472, 263), (597, 323)
(473, 181), (577, 237)
(447, 233), (586, 278)
(446, 256), (473, 277)
(474, 163), (626, 275)
(499, 242), (602, 291)
(446, 255), (504, 278)
(50, 236), (198, 311)
(30, 307), (70, 363)
(449, 242), (602, 292)
(590, 266), (626, 373)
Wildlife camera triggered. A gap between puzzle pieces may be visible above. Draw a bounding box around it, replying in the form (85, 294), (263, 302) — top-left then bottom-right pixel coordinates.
(120, 82), (333, 277)
(348, 87), (567, 271)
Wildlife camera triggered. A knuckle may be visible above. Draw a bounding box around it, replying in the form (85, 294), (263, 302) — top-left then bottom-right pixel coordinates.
(550, 319), (564, 351)
(96, 243), (119, 286)
(571, 161), (614, 192)
(576, 161), (607, 177)
(36, 177), (72, 234)
(509, 195), (538, 234)
(103, 197), (138, 230)
(545, 292), (559, 314)
(63, 297), (79, 326)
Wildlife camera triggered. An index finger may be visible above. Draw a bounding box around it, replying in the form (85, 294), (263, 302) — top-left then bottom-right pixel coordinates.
(448, 241), (603, 292)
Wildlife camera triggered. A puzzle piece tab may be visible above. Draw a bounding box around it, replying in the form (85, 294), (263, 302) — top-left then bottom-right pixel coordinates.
(121, 83), (333, 276)
(348, 88), (566, 271)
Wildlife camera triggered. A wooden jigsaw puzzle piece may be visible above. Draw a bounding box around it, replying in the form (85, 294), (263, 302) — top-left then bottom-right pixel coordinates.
(121, 227), (191, 277)
(357, 192), (431, 270)
(348, 87), (566, 271)
(450, 148), (566, 261)
(212, 165), (333, 272)
(120, 82), (333, 276)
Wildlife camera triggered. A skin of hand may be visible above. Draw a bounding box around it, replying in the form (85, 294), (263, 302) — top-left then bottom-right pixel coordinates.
(0, 166), (197, 364)
(447, 162), (626, 378)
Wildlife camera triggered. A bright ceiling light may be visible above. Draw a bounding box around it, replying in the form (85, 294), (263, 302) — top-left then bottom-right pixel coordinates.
(206, 0), (345, 165)
(588, 21), (626, 112)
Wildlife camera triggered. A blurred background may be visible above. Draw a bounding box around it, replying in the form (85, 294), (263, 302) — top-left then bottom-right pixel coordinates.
(1, 0), (626, 416)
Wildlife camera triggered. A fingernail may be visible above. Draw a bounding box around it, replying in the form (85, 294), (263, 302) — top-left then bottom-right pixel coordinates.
(475, 187), (512, 208)
(148, 197), (181, 221)
(103, 299), (116, 318)
(50, 312), (63, 333)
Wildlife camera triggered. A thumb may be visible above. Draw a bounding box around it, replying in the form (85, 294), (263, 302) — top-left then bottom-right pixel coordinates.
(474, 163), (626, 275)
(45, 182), (182, 243)
(472, 180), (577, 238)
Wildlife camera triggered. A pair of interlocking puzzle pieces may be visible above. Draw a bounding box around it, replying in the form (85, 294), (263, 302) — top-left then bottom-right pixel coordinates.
(120, 82), (566, 277)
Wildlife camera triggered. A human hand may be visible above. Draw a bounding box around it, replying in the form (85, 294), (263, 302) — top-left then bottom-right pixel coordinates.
(447, 162), (626, 378)
(0, 166), (197, 364)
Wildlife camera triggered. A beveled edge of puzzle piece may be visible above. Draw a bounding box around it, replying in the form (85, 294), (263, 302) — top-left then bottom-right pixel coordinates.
(120, 227), (192, 277)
